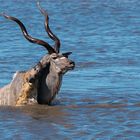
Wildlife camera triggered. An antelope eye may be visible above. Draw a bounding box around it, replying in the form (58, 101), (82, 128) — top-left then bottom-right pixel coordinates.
(52, 56), (58, 59)
(51, 53), (58, 59)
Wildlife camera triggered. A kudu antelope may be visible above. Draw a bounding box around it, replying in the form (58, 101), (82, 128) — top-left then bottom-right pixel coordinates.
(0, 3), (75, 106)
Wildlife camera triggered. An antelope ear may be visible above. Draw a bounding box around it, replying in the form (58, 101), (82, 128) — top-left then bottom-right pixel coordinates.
(62, 52), (72, 58)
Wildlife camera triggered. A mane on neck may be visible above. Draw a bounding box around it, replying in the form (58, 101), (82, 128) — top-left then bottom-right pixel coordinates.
(16, 54), (51, 105)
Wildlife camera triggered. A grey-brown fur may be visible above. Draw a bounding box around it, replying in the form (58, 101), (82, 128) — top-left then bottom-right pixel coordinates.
(0, 59), (43, 105)
(0, 53), (74, 106)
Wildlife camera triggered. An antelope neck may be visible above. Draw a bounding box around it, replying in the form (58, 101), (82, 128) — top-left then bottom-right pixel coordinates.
(37, 63), (62, 104)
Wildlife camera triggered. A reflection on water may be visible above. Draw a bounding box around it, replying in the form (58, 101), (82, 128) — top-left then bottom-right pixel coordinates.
(1, 0), (140, 139)
(1, 102), (140, 139)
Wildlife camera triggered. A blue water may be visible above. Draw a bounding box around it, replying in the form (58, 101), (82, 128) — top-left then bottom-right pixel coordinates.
(0, 0), (140, 139)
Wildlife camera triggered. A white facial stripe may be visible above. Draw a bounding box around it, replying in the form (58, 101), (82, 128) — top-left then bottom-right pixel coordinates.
(60, 57), (66, 60)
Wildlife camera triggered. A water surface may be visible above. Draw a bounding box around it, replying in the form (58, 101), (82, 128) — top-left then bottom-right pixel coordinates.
(0, 0), (140, 139)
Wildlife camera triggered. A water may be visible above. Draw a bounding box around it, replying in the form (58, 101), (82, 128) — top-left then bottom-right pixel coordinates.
(0, 0), (140, 139)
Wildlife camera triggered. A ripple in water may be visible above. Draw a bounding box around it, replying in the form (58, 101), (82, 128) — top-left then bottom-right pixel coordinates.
(0, 0), (140, 139)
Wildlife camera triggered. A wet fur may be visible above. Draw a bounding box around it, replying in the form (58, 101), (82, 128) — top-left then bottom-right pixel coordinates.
(0, 55), (48, 106)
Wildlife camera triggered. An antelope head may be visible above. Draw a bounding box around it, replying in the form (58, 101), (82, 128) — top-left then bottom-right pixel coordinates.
(46, 52), (75, 74)
(1, 2), (75, 105)
(36, 2), (75, 75)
